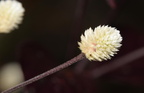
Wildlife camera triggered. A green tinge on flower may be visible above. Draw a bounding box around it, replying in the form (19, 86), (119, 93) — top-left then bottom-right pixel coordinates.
(78, 25), (122, 61)
(0, 0), (25, 33)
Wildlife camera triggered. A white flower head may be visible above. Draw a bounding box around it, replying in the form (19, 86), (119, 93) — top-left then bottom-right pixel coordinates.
(0, 0), (25, 33)
(78, 25), (122, 61)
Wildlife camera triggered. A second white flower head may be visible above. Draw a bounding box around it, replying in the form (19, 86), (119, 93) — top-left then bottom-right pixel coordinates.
(0, 0), (25, 33)
(78, 25), (122, 61)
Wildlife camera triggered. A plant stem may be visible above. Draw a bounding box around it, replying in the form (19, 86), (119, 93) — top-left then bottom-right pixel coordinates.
(2, 53), (85, 93)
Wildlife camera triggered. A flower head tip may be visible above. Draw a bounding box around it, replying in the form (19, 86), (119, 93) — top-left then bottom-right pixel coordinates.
(78, 25), (122, 61)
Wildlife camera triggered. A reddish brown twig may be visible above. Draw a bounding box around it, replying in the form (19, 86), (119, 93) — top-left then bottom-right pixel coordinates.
(2, 53), (85, 93)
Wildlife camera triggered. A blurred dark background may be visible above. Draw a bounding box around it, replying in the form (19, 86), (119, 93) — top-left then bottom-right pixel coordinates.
(0, 0), (144, 93)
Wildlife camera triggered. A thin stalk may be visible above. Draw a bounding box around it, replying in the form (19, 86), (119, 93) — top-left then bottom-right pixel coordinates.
(2, 53), (85, 93)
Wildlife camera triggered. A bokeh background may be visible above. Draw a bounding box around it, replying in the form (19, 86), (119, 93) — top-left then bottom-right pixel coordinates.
(0, 0), (144, 93)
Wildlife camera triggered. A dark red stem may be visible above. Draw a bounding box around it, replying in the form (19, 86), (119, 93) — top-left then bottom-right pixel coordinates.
(2, 53), (85, 93)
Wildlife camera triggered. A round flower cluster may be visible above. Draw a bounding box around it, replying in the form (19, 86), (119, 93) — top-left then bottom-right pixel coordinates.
(78, 25), (122, 61)
(0, 0), (25, 33)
